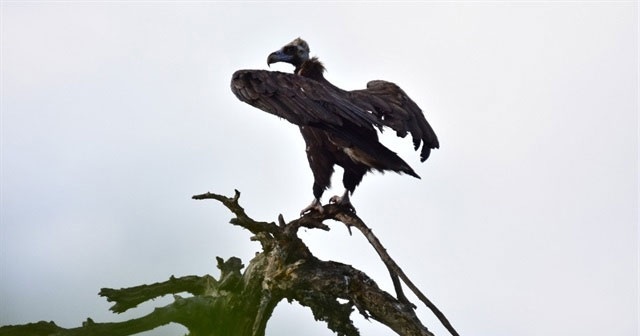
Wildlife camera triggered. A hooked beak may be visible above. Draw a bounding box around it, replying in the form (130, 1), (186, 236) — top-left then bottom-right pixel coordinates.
(267, 49), (293, 67)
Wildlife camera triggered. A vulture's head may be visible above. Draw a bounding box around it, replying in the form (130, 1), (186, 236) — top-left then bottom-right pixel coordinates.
(267, 38), (310, 68)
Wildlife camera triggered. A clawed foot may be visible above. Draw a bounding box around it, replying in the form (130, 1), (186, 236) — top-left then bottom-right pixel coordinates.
(300, 193), (356, 216)
(300, 198), (324, 216)
(329, 193), (356, 213)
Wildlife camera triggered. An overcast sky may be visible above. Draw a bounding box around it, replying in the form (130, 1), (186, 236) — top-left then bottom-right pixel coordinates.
(1, 2), (637, 336)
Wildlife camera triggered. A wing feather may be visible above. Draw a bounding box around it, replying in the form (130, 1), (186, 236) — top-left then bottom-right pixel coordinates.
(231, 70), (438, 162)
(350, 80), (439, 162)
(231, 70), (380, 130)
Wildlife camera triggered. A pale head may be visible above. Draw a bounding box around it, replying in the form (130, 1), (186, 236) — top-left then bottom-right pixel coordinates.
(267, 37), (310, 68)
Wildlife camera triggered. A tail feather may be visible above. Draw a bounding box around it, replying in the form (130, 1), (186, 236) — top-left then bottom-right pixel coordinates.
(367, 142), (420, 179)
(323, 123), (421, 178)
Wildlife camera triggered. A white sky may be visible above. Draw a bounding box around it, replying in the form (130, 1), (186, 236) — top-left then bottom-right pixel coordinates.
(1, 2), (637, 336)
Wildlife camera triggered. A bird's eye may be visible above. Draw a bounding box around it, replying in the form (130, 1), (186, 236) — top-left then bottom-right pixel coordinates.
(284, 46), (296, 55)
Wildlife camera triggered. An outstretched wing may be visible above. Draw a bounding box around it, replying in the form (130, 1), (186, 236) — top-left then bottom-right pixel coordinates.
(349, 80), (439, 162)
(231, 69), (438, 162)
(231, 69), (381, 131)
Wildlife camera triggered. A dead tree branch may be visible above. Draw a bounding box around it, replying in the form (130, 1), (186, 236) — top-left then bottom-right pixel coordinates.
(0, 190), (457, 336)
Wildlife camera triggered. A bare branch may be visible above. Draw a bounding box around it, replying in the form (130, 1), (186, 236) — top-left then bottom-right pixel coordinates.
(0, 296), (216, 336)
(100, 275), (217, 313)
(192, 190), (280, 236)
(330, 208), (460, 336)
(1, 190), (458, 336)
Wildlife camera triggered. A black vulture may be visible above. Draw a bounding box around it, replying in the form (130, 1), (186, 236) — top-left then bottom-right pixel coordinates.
(231, 38), (439, 215)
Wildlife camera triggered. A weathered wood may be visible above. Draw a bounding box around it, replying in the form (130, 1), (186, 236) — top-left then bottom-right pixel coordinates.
(0, 190), (456, 336)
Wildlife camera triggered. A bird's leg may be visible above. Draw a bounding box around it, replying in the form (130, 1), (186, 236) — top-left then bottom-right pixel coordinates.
(329, 190), (348, 205)
(300, 198), (324, 216)
(329, 190), (356, 213)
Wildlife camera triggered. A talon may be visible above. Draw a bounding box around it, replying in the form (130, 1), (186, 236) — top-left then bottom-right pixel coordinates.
(329, 191), (356, 213)
(300, 198), (324, 216)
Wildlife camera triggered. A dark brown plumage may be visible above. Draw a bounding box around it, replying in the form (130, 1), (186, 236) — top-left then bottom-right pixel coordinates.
(231, 38), (439, 214)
